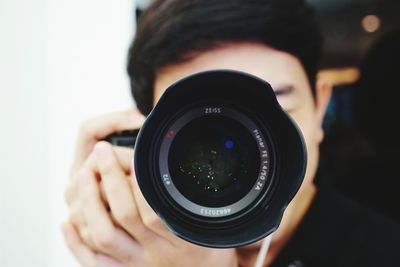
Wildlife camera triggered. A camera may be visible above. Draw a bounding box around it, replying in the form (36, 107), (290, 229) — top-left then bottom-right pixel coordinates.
(105, 70), (306, 248)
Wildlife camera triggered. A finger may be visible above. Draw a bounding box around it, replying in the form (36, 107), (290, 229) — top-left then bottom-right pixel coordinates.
(67, 146), (132, 233)
(70, 109), (145, 175)
(97, 254), (125, 267)
(130, 153), (178, 247)
(78, 169), (142, 262)
(66, 172), (95, 251)
(61, 222), (125, 267)
(67, 175), (111, 251)
(61, 222), (98, 267)
(69, 201), (86, 228)
(78, 225), (98, 252)
(68, 146), (132, 207)
(94, 141), (161, 247)
(69, 153), (101, 204)
(67, 154), (100, 207)
(106, 146), (134, 174)
(64, 183), (76, 206)
(66, 169), (87, 204)
(79, 146), (134, 178)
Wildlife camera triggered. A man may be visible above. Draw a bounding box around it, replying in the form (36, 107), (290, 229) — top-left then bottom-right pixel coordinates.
(62, 0), (400, 266)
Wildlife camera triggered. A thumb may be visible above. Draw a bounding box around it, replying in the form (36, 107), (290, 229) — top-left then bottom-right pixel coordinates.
(71, 108), (145, 176)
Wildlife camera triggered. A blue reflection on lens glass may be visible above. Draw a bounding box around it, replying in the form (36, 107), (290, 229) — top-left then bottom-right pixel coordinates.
(225, 140), (234, 149)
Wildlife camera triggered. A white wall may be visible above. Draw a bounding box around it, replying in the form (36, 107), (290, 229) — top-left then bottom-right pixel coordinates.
(0, 0), (49, 266)
(0, 0), (136, 266)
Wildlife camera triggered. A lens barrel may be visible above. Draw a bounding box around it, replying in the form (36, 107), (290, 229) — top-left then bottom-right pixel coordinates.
(134, 70), (306, 248)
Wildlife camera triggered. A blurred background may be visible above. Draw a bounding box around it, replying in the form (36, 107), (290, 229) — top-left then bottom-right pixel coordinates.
(0, 0), (399, 266)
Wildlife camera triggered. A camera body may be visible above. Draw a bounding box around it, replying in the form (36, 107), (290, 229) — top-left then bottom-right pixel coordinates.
(107, 70), (306, 248)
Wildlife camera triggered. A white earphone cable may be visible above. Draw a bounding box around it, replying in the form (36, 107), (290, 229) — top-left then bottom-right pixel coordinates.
(253, 234), (273, 267)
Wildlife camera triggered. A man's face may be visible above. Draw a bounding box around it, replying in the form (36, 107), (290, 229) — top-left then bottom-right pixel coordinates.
(152, 42), (331, 242)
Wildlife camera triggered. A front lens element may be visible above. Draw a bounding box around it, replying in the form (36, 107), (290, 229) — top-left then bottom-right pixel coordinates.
(169, 116), (260, 207)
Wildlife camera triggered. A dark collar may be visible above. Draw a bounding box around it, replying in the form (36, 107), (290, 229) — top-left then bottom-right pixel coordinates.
(270, 184), (400, 267)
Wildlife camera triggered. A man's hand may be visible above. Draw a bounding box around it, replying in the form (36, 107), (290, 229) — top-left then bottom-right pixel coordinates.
(62, 110), (238, 267)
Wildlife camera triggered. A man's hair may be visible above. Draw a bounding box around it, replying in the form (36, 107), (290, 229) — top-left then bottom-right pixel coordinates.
(128, 0), (322, 115)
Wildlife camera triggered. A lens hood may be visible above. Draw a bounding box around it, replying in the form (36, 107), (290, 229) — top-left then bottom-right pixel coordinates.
(134, 70), (306, 248)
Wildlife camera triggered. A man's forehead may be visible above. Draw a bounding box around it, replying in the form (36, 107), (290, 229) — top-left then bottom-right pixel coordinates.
(154, 42), (304, 93)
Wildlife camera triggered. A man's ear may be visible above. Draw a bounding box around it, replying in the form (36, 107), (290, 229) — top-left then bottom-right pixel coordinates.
(315, 77), (333, 143)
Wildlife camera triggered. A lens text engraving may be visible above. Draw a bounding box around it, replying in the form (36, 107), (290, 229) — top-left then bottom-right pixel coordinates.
(204, 107), (222, 114)
(200, 208), (231, 216)
(162, 174), (171, 185)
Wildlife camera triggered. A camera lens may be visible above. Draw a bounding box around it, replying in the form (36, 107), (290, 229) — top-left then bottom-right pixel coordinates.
(158, 106), (270, 218)
(169, 115), (260, 208)
(134, 70), (307, 248)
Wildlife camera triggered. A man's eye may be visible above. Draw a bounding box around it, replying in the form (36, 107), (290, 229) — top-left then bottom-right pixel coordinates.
(274, 85), (298, 113)
(274, 85), (294, 96)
